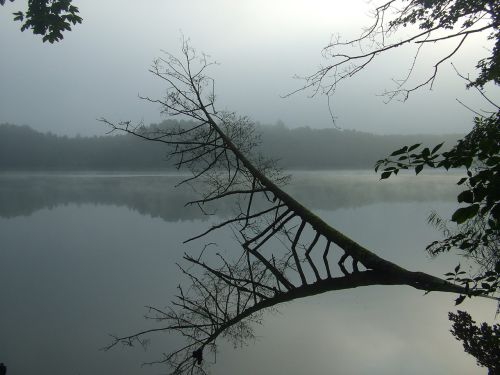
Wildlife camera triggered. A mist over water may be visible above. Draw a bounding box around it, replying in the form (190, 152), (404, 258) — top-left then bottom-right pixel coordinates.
(1, 1), (497, 374)
(0, 171), (460, 220)
(0, 171), (494, 375)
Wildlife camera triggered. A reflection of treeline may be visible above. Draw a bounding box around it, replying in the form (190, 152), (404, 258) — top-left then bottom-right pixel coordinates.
(0, 174), (204, 221)
(0, 173), (458, 221)
(0, 121), (462, 170)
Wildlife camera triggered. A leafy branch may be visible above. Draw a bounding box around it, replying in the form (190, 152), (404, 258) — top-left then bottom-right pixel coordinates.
(376, 111), (499, 300)
(1, 0), (82, 43)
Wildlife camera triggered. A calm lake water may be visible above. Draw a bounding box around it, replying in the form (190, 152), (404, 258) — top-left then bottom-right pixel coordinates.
(0, 171), (495, 375)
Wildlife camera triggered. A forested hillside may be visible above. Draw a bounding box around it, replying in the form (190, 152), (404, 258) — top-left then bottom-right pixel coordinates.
(0, 120), (462, 170)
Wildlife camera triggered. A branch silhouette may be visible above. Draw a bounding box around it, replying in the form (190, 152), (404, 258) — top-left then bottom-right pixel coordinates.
(287, 0), (497, 101)
(100, 41), (492, 374)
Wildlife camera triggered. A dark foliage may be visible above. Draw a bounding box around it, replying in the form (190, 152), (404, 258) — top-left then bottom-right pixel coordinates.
(1, 0), (82, 42)
(376, 112), (500, 301)
(449, 310), (500, 374)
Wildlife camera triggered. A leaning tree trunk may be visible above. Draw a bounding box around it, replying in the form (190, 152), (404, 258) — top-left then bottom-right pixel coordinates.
(100, 42), (491, 375)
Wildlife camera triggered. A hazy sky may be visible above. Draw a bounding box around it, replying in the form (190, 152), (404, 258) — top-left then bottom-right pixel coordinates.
(0, 0), (497, 136)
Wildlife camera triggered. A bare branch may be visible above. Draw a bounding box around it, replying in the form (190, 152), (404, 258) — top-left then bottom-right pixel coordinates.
(290, 0), (497, 100)
(103, 40), (493, 374)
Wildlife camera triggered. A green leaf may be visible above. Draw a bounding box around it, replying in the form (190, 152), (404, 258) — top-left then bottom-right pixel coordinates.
(451, 204), (480, 224)
(390, 146), (408, 156)
(380, 171), (392, 180)
(408, 143), (421, 152)
(431, 142), (444, 154)
(415, 164), (424, 175)
(457, 190), (474, 204)
(455, 295), (466, 305)
(12, 11), (24, 21)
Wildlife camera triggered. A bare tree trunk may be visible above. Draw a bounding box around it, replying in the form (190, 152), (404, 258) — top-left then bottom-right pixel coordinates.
(100, 41), (491, 374)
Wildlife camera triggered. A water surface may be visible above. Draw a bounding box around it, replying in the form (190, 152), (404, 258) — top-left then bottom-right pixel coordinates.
(0, 171), (495, 374)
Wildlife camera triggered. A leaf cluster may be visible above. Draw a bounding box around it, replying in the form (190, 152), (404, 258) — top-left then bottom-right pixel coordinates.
(392, 0), (497, 31)
(2, 0), (82, 43)
(376, 111), (500, 296)
(444, 264), (499, 305)
(449, 310), (499, 373)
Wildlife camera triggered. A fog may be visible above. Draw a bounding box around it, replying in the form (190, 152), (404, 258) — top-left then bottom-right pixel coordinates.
(0, 171), (461, 220)
(0, 2), (498, 375)
(0, 0), (496, 136)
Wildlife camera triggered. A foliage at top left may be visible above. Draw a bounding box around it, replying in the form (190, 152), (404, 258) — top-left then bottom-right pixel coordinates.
(1, 0), (81, 43)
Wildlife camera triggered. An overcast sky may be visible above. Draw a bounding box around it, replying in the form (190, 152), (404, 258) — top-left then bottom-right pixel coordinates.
(0, 0), (497, 136)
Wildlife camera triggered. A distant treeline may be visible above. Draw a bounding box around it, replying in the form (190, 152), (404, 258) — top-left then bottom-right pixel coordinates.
(0, 121), (462, 170)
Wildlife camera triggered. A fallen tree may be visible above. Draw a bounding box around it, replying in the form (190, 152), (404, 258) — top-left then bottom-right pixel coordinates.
(100, 42), (495, 374)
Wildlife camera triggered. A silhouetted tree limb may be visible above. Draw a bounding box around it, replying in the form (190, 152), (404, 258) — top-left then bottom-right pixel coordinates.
(289, 0), (499, 101)
(100, 41), (494, 374)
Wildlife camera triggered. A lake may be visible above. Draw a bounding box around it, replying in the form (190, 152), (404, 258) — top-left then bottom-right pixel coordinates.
(0, 171), (495, 375)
